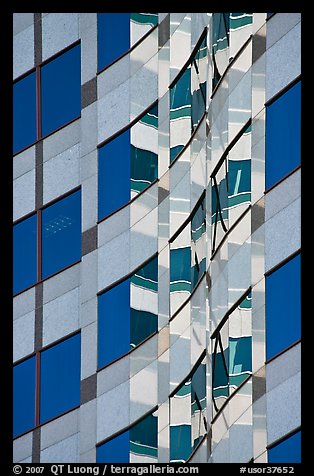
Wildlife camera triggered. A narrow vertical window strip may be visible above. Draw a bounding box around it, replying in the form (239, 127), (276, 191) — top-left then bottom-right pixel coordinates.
(36, 66), (41, 140)
(37, 209), (42, 282)
(35, 351), (41, 427)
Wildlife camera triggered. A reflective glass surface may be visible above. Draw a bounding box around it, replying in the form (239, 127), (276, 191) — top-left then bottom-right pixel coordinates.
(212, 293), (252, 412)
(40, 333), (81, 424)
(97, 412), (157, 463)
(191, 199), (206, 288)
(170, 247), (192, 294)
(41, 44), (81, 137)
(266, 81), (301, 189)
(41, 190), (81, 279)
(13, 214), (37, 295)
(268, 431), (301, 463)
(266, 254), (301, 360)
(191, 37), (207, 130)
(13, 356), (36, 438)
(13, 72), (37, 154)
(212, 13), (230, 88)
(170, 67), (191, 163)
(130, 13), (158, 27)
(98, 279), (130, 368)
(98, 13), (130, 71)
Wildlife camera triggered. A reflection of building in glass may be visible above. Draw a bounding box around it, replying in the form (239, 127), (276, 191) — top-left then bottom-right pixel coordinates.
(13, 13), (301, 463)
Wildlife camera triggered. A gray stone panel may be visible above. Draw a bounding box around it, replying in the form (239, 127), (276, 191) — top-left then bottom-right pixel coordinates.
(82, 77), (97, 109)
(13, 169), (35, 221)
(267, 13), (301, 50)
(40, 433), (79, 463)
(266, 343), (301, 393)
(13, 24), (34, 79)
(265, 169), (301, 221)
(13, 433), (33, 463)
(42, 13), (79, 61)
(41, 409), (79, 450)
(13, 13), (34, 35)
(13, 311), (35, 362)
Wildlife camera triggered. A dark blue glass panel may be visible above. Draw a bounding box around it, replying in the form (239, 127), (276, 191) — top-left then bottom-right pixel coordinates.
(170, 247), (192, 293)
(266, 81), (301, 189)
(268, 431), (301, 463)
(97, 430), (130, 463)
(97, 13), (130, 71)
(41, 44), (81, 137)
(40, 333), (81, 424)
(13, 214), (37, 295)
(98, 128), (131, 219)
(266, 254), (301, 360)
(13, 72), (37, 154)
(41, 190), (81, 279)
(13, 356), (36, 438)
(213, 348), (229, 396)
(98, 279), (130, 368)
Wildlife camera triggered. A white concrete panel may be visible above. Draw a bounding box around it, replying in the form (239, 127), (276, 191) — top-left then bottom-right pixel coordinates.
(13, 432), (33, 463)
(13, 24), (34, 79)
(42, 13), (79, 61)
(41, 433), (79, 463)
(13, 311), (35, 362)
(13, 169), (35, 221)
(97, 380), (130, 442)
(41, 409), (79, 450)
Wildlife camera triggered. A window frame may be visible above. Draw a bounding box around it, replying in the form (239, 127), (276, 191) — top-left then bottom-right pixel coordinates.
(13, 330), (81, 440)
(13, 186), (82, 297)
(13, 40), (81, 156)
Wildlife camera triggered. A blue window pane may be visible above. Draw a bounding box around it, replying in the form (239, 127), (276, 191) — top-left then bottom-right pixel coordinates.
(170, 247), (192, 293)
(40, 333), (81, 424)
(13, 72), (37, 154)
(13, 214), (37, 295)
(98, 279), (130, 368)
(41, 190), (81, 279)
(170, 425), (191, 462)
(97, 431), (130, 463)
(41, 44), (81, 137)
(98, 129), (131, 219)
(266, 81), (301, 189)
(213, 349), (229, 399)
(13, 356), (36, 438)
(266, 254), (301, 360)
(98, 13), (130, 71)
(268, 431), (301, 463)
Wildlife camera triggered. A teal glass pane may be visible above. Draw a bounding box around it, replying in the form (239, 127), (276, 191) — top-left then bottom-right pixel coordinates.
(130, 13), (158, 27)
(170, 67), (191, 163)
(212, 13), (229, 53)
(170, 247), (191, 293)
(213, 348), (229, 399)
(229, 336), (252, 389)
(170, 425), (192, 462)
(212, 176), (228, 224)
(130, 413), (158, 459)
(130, 105), (158, 194)
(228, 159), (251, 208)
(130, 309), (158, 348)
(230, 13), (253, 30)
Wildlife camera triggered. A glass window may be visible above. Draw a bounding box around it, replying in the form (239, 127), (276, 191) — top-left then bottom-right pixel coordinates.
(98, 104), (158, 220)
(230, 13), (253, 30)
(170, 67), (191, 163)
(170, 247), (192, 295)
(98, 278), (130, 369)
(268, 431), (301, 463)
(98, 256), (158, 368)
(191, 200), (206, 288)
(266, 254), (301, 360)
(170, 357), (207, 462)
(212, 292), (252, 413)
(13, 214), (37, 295)
(130, 13), (158, 28)
(191, 37), (207, 131)
(97, 13), (130, 71)
(13, 356), (36, 438)
(266, 80), (301, 189)
(41, 44), (81, 137)
(40, 333), (81, 424)
(97, 411), (158, 463)
(41, 189), (81, 279)
(212, 13), (230, 89)
(211, 124), (251, 254)
(13, 72), (37, 154)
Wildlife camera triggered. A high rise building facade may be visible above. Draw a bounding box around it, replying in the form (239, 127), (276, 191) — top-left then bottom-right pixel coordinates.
(13, 13), (301, 464)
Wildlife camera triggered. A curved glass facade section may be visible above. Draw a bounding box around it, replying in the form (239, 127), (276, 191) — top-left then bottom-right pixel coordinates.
(211, 123), (251, 254)
(170, 196), (206, 316)
(98, 255), (158, 368)
(212, 13), (229, 89)
(212, 292), (252, 413)
(97, 410), (158, 463)
(170, 355), (207, 462)
(98, 104), (158, 220)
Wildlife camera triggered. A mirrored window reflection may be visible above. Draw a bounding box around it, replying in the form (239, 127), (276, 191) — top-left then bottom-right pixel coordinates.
(170, 68), (192, 163)
(13, 71), (37, 154)
(40, 333), (81, 424)
(230, 13), (253, 30)
(266, 80), (301, 190)
(13, 213), (37, 295)
(41, 44), (81, 137)
(97, 411), (158, 463)
(212, 13), (230, 89)
(41, 189), (81, 279)
(97, 13), (130, 71)
(170, 357), (207, 462)
(211, 124), (251, 254)
(98, 104), (158, 220)
(170, 197), (206, 316)
(130, 13), (158, 28)
(266, 254), (301, 361)
(13, 356), (36, 438)
(98, 256), (158, 369)
(212, 292), (252, 413)
(268, 431), (301, 463)
(191, 37), (207, 131)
